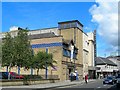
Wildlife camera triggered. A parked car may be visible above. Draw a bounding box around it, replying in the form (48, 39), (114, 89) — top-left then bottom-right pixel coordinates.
(0, 72), (2, 79)
(0, 72), (24, 79)
(116, 74), (120, 88)
(0, 72), (15, 79)
(1, 72), (9, 79)
(10, 72), (24, 79)
(103, 76), (116, 84)
(112, 76), (117, 83)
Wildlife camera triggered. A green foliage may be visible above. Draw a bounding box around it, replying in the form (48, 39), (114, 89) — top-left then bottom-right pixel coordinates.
(2, 29), (56, 75)
(2, 33), (15, 67)
(0, 41), (2, 65)
(2, 30), (33, 69)
(31, 51), (56, 75)
(13, 30), (33, 68)
(23, 75), (42, 80)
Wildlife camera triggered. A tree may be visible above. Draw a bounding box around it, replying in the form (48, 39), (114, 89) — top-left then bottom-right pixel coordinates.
(13, 29), (33, 70)
(0, 40), (2, 67)
(2, 33), (15, 78)
(2, 29), (33, 75)
(31, 51), (56, 75)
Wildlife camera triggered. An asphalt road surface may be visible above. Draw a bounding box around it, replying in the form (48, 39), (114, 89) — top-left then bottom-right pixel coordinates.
(2, 79), (120, 90)
(52, 79), (120, 90)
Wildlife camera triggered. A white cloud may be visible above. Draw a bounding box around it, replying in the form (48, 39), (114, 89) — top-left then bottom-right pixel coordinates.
(89, 0), (119, 53)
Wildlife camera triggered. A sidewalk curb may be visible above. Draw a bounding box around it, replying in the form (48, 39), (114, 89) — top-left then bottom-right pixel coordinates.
(2, 79), (97, 89)
(36, 79), (97, 89)
(33, 84), (77, 90)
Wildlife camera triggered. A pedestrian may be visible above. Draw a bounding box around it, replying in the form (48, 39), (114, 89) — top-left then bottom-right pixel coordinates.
(85, 74), (88, 84)
(70, 72), (74, 81)
(75, 70), (79, 80)
(100, 74), (102, 79)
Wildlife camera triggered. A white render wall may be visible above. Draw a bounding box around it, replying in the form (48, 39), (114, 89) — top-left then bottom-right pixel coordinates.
(87, 32), (95, 67)
(83, 32), (95, 67)
(87, 32), (94, 41)
(83, 32), (95, 76)
(108, 57), (120, 71)
(28, 28), (58, 36)
(96, 65), (118, 73)
(83, 33), (89, 51)
(1, 27), (59, 38)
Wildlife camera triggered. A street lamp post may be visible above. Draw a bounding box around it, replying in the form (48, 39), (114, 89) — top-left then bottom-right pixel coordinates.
(45, 48), (48, 79)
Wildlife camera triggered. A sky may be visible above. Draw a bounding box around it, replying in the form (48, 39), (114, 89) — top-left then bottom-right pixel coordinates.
(1, 0), (119, 57)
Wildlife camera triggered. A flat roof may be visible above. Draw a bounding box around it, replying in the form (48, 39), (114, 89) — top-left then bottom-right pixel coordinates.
(58, 20), (83, 27)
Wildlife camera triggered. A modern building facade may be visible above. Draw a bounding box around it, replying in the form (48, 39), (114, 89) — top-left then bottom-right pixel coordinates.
(1, 20), (96, 81)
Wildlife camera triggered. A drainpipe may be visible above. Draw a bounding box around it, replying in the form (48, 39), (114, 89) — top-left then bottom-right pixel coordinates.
(18, 66), (20, 75)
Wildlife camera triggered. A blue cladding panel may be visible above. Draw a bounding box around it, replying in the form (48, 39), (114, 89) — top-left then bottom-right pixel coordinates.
(31, 42), (62, 48)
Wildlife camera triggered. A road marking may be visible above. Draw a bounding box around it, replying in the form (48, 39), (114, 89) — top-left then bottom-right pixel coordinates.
(97, 87), (101, 88)
(103, 85), (107, 86)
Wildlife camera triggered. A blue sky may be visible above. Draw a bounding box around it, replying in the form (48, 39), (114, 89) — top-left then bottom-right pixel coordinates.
(2, 2), (96, 32)
(2, 2), (116, 57)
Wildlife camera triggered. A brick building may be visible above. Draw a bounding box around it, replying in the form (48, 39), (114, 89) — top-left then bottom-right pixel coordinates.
(1, 20), (96, 81)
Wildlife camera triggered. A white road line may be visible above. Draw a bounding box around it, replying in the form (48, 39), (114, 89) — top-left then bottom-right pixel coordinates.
(97, 87), (101, 88)
(103, 85), (107, 86)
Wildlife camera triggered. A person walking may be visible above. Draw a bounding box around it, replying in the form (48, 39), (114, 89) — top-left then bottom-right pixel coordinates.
(85, 74), (88, 84)
(75, 70), (79, 80)
(70, 72), (74, 81)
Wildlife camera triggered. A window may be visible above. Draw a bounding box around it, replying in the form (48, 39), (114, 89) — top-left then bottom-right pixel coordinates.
(73, 52), (77, 59)
(63, 49), (68, 56)
(58, 22), (78, 29)
(64, 23), (70, 28)
(63, 49), (77, 59)
(70, 22), (76, 27)
(58, 24), (64, 29)
(67, 50), (71, 57)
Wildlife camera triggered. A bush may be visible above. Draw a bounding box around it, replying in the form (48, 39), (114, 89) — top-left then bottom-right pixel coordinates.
(23, 75), (42, 80)
(23, 75), (42, 85)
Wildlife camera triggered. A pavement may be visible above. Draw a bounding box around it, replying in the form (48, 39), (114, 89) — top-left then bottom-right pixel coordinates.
(1, 79), (97, 89)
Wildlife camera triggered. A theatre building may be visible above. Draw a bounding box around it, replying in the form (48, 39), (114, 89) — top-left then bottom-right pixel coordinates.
(1, 20), (96, 81)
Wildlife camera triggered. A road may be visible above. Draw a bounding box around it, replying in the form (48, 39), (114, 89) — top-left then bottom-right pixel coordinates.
(69, 79), (114, 89)
(52, 79), (119, 90)
(2, 79), (120, 90)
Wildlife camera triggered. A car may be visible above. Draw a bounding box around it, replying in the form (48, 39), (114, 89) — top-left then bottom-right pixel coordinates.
(116, 74), (120, 88)
(1, 72), (14, 79)
(112, 76), (117, 83)
(1, 72), (9, 79)
(0, 72), (2, 79)
(0, 72), (24, 79)
(103, 76), (115, 85)
(10, 72), (24, 79)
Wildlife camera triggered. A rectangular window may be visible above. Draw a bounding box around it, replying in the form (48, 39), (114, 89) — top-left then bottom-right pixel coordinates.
(58, 22), (77, 29)
(73, 53), (77, 59)
(68, 50), (71, 57)
(70, 22), (77, 28)
(63, 49), (71, 57)
(63, 49), (77, 59)
(63, 49), (68, 56)
(64, 23), (70, 28)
